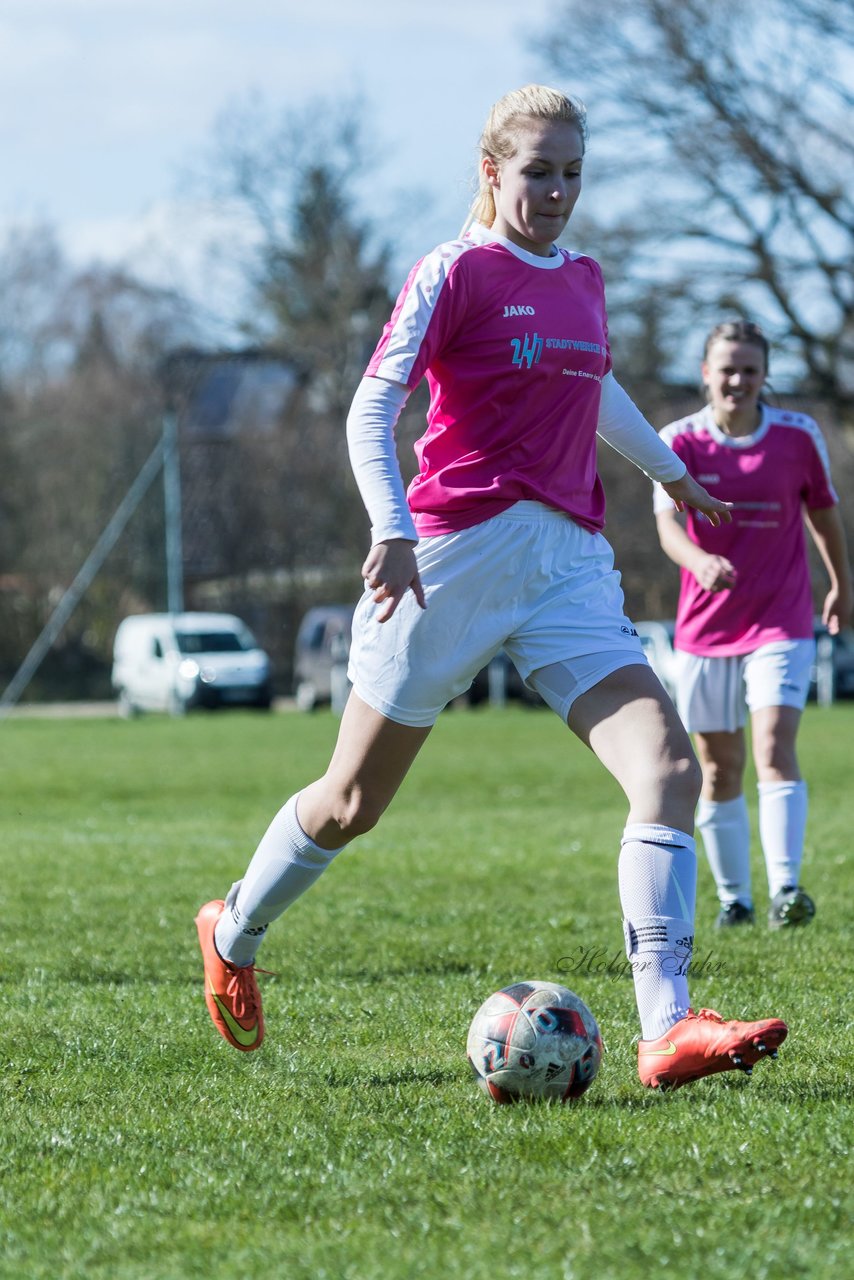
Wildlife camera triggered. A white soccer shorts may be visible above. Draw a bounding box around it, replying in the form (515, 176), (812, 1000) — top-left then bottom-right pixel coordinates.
(674, 639), (815, 734)
(348, 501), (648, 727)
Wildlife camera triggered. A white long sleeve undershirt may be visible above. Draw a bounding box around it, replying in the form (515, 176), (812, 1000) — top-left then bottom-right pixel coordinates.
(345, 371), (686, 546)
(595, 374), (687, 483)
(345, 375), (417, 544)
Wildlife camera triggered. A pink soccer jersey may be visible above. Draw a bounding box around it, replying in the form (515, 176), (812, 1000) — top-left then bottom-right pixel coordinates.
(365, 222), (613, 536)
(655, 403), (838, 655)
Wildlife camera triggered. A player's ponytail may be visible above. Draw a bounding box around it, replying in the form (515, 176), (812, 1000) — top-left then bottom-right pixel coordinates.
(461, 84), (588, 235)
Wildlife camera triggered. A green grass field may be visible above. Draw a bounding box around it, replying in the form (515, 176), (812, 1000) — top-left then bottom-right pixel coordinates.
(1, 705), (851, 1279)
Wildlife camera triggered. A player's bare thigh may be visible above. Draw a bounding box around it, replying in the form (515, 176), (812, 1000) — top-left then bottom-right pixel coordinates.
(567, 663), (701, 830)
(297, 691), (432, 848)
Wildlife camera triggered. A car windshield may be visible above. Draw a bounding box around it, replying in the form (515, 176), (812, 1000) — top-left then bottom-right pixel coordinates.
(176, 630), (249, 654)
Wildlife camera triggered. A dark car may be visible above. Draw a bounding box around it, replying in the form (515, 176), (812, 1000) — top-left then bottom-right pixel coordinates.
(811, 623), (854, 703)
(293, 605), (355, 711)
(294, 605), (542, 712)
(465, 650), (545, 708)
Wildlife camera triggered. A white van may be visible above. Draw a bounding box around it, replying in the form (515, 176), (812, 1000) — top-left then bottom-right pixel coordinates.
(635, 620), (678, 699)
(112, 612), (273, 716)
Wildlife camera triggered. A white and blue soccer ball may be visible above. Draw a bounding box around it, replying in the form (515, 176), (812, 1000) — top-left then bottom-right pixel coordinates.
(467, 980), (602, 1104)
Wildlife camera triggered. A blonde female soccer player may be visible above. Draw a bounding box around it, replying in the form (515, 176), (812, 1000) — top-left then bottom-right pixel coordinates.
(655, 321), (852, 930)
(196, 88), (787, 1090)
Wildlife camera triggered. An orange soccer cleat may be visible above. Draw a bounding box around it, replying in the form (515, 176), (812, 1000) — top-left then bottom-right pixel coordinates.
(195, 899), (265, 1051)
(638, 1007), (788, 1091)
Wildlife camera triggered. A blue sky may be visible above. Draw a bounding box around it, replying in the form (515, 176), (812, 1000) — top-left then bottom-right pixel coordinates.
(1, 0), (557, 306)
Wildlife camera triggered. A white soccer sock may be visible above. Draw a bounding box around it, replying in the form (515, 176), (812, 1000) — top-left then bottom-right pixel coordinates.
(696, 794), (752, 907)
(214, 794), (344, 966)
(758, 779), (808, 897)
(619, 823), (697, 1042)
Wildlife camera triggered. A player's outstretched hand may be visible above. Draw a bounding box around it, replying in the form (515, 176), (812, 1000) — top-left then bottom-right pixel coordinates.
(361, 539), (426, 623)
(663, 473), (733, 527)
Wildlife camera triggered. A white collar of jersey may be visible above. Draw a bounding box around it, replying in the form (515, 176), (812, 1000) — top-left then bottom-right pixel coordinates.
(466, 221), (567, 269)
(700, 401), (771, 447)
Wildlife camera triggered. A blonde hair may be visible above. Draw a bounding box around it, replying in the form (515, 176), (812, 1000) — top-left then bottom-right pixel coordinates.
(465, 85), (588, 231)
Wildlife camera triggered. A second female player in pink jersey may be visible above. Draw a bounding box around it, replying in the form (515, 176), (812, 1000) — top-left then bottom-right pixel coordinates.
(195, 86), (788, 1090)
(655, 321), (852, 930)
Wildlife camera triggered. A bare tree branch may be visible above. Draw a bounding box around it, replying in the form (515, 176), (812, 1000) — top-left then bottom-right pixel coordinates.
(540, 0), (854, 409)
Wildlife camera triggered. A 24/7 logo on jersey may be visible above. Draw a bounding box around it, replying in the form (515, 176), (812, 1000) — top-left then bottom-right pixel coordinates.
(510, 332), (543, 369)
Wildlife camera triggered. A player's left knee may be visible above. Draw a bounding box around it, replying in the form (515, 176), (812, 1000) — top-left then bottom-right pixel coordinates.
(667, 751), (703, 807)
(631, 751), (701, 814)
(330, 786), (386, 839)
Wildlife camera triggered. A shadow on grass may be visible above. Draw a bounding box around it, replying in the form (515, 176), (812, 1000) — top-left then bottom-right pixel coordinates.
(325, 1065), (460, 1089)
(4, 962), (203, 988)
(340, 958), (480, 983)
(39, 964), (184, 987)
(769, 1077), (850, 1104)
(585, 1066), (852, 1109)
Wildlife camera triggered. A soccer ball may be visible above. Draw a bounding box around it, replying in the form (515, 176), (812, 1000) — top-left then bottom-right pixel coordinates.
(467, 980), (602, 1104)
